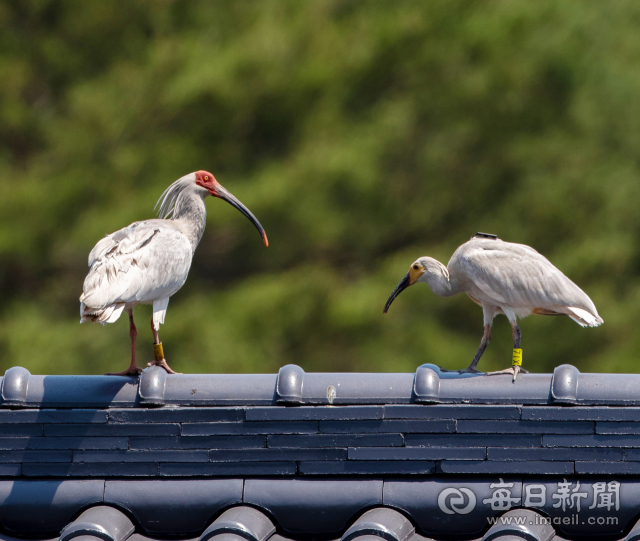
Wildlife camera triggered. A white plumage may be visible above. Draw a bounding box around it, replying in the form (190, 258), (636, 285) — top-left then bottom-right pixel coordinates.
(81, 220), (191, 329)
(384, 234), (602, 380)
(80, 171), (268, 375)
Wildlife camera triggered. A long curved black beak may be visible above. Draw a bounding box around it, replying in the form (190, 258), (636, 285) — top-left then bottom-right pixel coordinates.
(384, 271), (411, 313)
(216, 185), (269, 247)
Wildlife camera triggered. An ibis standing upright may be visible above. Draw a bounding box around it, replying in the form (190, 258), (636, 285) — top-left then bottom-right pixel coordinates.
(383, 233), (603, 381)
(80, 171), (268, 375)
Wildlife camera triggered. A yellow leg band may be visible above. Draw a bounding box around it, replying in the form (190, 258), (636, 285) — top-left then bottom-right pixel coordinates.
(512, 348), (522, 366)
(153, 342), (164, 362)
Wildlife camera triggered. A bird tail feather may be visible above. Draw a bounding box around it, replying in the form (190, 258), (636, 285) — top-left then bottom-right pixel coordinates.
(80, 302), (125, 326)
(152, 297), (170, 331)
(567, 306), (603, 328)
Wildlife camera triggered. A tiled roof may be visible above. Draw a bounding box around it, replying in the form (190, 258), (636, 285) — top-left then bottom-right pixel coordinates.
(0, 363), (638, 540)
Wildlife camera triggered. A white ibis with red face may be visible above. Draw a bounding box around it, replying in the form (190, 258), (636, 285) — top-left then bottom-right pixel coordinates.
(383, 233), (603, 381)
(80, 171), (268, 375)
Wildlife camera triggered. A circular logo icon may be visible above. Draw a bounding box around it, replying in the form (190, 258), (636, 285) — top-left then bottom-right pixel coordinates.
(438, 487), (477, 515)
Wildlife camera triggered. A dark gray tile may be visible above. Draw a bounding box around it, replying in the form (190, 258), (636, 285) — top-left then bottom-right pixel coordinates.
(129, 436), (266, 450)
(0, 479), (105, 535)
(543, 434), (640, 447)
(181, 421), (318, 436)
(201, 506), (275, 541)
(108, 407), (245, 424)
(105, 479), (243, 537)
(60, 506), (134, 541)
(0, 450), (72, 463)
(210, 448), (347, 462)
(348, 447), (485, 460)
(246, 406), (384, 421)
(0, 424), (42, 437)
(384, 479), (521, 538)
(0, 437), (128, 450)
(342, 508), (414, 541)
(575, 461), (640, 474)
(299, 461), (435, 475)
(74, 450), (209, 462)
(44, 423), (180, 437)
(597, 422), (640, 435)
(438, 460), (574, 475)
(0, 465), (21, 476)
(624, 449), (640, 461)
(457, 420), (593, 434)
(405, 434), (541, 448)
(22, 463), (158, 477)
(159, 462), (296, 476)
(268, 434), (404, 448)
(522, 406), (640, 421)
(0, 409), (107, 423)
(384, 405), (521, 420)
(319, 420), (455, 434)
(487, 447), (624, 461)
(244, 479), (382, 538)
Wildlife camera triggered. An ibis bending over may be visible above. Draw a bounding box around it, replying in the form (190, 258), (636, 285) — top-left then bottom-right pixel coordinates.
(383, 234), (603, 381)
(80, 171), (268, 375)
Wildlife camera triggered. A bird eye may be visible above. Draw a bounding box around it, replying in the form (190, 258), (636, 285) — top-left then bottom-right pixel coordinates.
(204, 175), (209, 181)
(413, 264), (420, 270)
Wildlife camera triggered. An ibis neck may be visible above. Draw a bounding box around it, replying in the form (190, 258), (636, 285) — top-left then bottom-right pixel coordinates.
(420, 258), (459, 297)
(171, 191), (207, 252)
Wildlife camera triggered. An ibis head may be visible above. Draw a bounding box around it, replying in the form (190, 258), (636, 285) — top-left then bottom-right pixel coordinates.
(194, 170), (269, 247)
(383, 259), (426, 313)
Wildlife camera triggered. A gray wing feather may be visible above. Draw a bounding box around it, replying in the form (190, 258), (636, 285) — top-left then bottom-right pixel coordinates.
(81, 220), (192, 310)
(454, 240), (599, 315)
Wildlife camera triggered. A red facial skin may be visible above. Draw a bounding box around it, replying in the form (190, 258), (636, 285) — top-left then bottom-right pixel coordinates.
(193, 170), (269, 247)
(195, 170), (219, 196)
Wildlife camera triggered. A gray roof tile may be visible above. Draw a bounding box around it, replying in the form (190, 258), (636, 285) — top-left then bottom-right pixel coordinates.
(59, 506), (134, 541)
(158, 462), (297, 476)
(0, 480), (104, 536)
(105, 479), (242, 536)
(437, 460), (575, 474)
(129, 435), (266, 450)
(299, 460), (436, 475)
(201, 506), (275, 541)
(348, 446), (486, 461)
(342, 508), (415, 541)
(244, 479), (383, 537)
(267, 433), (404, 448)
(209, 448), (347, 462)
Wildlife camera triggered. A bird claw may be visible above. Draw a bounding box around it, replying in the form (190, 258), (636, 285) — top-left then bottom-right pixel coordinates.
(457, 367), (481, 375)
(485, 365), (529, 382)
(105, 364), (143, 377)
(146, 359), (181, 374)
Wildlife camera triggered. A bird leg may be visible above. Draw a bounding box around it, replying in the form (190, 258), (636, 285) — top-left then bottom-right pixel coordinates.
(485, 321), (529, 382)
(458, 324), (492, 374)
(146, 318), (181, 374)
(105, 309), (143, 376)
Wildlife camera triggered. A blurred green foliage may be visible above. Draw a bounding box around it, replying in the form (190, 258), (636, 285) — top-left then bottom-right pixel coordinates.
(0, 0), (638, 375)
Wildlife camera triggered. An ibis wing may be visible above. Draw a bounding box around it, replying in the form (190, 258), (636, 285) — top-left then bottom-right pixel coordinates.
(456, 242), (599, 317)
(81, 221), (192, 310)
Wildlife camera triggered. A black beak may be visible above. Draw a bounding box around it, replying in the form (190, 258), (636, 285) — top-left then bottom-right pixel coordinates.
(384, 271), (411, 313)
(216, 185), (269, 247)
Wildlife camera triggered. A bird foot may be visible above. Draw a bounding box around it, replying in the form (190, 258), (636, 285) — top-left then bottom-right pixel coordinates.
(457, 367), (481, 375)
(105, 364), (143, 377)
(146, 358), (181, 374)
(485, 365), (529, 382)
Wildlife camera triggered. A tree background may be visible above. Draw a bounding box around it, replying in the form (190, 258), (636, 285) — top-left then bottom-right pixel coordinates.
(0, 0), (638, 375)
